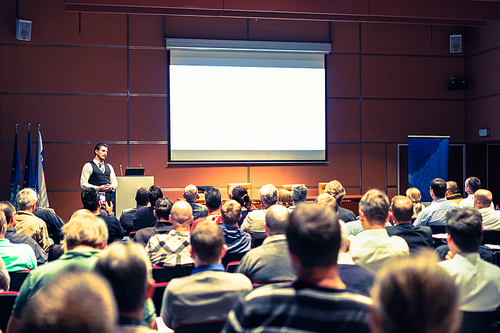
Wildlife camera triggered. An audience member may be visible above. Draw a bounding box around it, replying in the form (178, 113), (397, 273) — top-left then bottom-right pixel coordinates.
(120, 187), (149, 233)
(406, 187), (424, 218)
(133, 185), (163, 231)
(0, 257), (9, 291)
(203, 188), (223, 223)
(146, 201), (194, 267)
(14, 188), (51, 252)
(82, 187), (124, 244)
(7, 212), (108, 333)
(236, 204), (295, 284)
(183, 184), (208, 220)
(386, 195), (433, 254)
(134, 197), (174, 247)
(371, 250), (461, 333)
(290, 184), (308, 209)
(0, 201), (47, 265)
(0, 211), (37, 272)
(474, 189), (500, 230)
(94, 241), (157, 333)
(348, 189), (409, 273)
(231, 186), (256, 226)
(438, 207), (500, 312)
(219, 200), (251, 254)
(459, 176), (481, 208)
(325, 180), (357, 222)
(414, 178), (458, 227)
(242, 184), (278, 245)
(445, 181), (463, 205)
(277, 189), (294, 209)
(33, 204), (65, 244)
(161, 221), (252, 329)
(223, 203), (372, 333)
(18, 268), (117, 333)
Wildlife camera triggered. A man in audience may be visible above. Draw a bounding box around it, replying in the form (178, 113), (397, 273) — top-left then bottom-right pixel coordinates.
(325, 180), (357, 222)
(386, 196), (433, 253)
(242, 183), (278, 245)
(414, 178), (458, 227)
(223, 203), (373, 333)
(203, 188), (222, 223)
(6, 212), (108, 333)
(220, 200), (251, 254)
(0, 211), (37, 272)
(82, 187), (124, 244)
(445, 181), (463, 205)
(162, 221), (252, 329)
(34, 203), (65, 244)
(348, 189), (409, 273)
(133, 185), (163, 231)
(459, 176), (481, 208)
(14, 188), (52, 252)
(438, 207), (500, 312)
(290, 184), (308, 210)
(474, 189), (500, 230)
(0, 202), (47, 265)
(236, 204), (295, 284)
(146, 201), (194, 267)
(94, 242), (157, 333)
(134, 197), (173, 247)
(120, 187), (149, 233)
(0, 257), (9, 291)
(183, 184), (209, 221)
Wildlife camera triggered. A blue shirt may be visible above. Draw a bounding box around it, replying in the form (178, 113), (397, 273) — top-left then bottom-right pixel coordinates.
(192, 263), (225, 274)
(413, 198), (458, 227)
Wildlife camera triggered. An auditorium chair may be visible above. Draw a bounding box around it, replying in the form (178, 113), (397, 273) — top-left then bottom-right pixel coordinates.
(226, 261), (241, 273)
(152, 265), (194, 283)
(152, 282), (169, 316)
(282, 184), (304, 191)
(9, 270), (30, 292)
(0, 291), (18, 332)
(175, 320), (226, 333)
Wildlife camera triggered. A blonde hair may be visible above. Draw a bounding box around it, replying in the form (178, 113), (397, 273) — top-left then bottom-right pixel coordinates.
(406, 187), (423, 214)
(62, 213), (108, 250)
(324, 180), (345, 204)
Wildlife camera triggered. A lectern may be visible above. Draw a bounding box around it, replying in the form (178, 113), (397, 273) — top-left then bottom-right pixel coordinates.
(116, 176), (154, 220)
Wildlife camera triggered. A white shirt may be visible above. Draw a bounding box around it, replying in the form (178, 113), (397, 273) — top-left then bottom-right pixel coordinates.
(459, 194), (475, 208)
(479, 206), (500, 231)
(80, 158), (118, 190)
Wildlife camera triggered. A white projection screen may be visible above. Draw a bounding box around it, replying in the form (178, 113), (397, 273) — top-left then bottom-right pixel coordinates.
(167, 39), (331, 163)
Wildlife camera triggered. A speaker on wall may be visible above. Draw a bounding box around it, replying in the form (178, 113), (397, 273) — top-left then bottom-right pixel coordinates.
(450, 34), (462, 53)
(16, 19), (32, 41)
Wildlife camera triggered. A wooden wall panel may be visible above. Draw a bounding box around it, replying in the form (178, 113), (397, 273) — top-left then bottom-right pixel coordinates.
(163, 164), (249, 189)
(129, 49), (167, 94)
(387, 143), (398, 188)
(326, 54), (360, 98)
(128, 144), (169, 178)
(129, 15), (165, 47)
(361, 143), (386, 193)
(128, 97), (168, 140)
(466, 48), (500, 99)
(466, 96), (500, 142)
(466, 20), (500, 56)
(165, 16), (247, 39)
(330, 22), (359, 53)
(248, 19), (329, 42)
(49, 191), (83, 222)
(327, 99), (360, 143)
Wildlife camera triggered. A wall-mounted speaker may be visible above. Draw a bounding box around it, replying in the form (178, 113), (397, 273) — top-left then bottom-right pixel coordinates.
(16, 19), (32, 41)
(450, 34), (462, 53)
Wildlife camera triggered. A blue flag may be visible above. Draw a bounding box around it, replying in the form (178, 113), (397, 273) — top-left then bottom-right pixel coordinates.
(36, 125), (49, 208)
(10, 127), (22, 208)
(23, 124), (36, 190)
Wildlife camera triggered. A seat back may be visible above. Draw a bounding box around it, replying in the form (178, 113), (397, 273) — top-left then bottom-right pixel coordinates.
(175, 321), (225, 333)
(458, 311), (496, 333)
(0, 291), (19, 333)
(227, 183), (252, 197)
(221, 252), (247, 269)
(429, 225), (447, 234)
(9, 270), (31, 292)
(318, 182), (328, 195)
(152, 265), (194, 283)
(152, 282), (169, 316)
(226, 261), (241, 273)
(482, 230), (500, 245)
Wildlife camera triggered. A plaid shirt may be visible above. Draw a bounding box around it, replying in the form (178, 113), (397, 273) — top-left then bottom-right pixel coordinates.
(146, 230), (194, 267)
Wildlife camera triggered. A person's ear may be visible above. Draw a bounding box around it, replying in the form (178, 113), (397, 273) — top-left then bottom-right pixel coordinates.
(220, 244), (228, 261)
(146, 278), (155, 300)
(190, 247), (195, 259)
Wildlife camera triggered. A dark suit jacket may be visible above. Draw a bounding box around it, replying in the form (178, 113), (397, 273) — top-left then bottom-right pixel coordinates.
(133, 206), (156, 231)
(386, 223), (433, 254)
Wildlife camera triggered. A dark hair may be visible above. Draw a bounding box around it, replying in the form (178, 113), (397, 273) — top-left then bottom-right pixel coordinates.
(81, 188), (99, 212)
(286, 203), (340, 268)
(135, 187), (149, 206)
(359, 189), (390, 224)
(390, 196), (414, 222)
(466, 177), (481, 193)
(446, 207), (483, 252)
(292, 184), (308, 203)
(148, 185), (163, 207)
(155, 197), (173, 220)
(446, 181), (460, 194)
(231, 186), (252, 210)
(0, 201), (16, 223)
(430, 178), (447, 198)
(94, 143), (107, 156)
(205, 188), (222, 210)
(191, 221), (224, 263)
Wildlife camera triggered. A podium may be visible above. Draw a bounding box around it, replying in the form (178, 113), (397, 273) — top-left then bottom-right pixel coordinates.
(116, 176), (154, 220)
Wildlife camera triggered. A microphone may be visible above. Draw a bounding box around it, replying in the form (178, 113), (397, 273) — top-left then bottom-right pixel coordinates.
(119, 165), (123, 177)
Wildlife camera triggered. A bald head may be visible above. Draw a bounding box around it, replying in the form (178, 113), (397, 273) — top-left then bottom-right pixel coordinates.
(265, 204), (290, 236)
(474, 189), (492, 209)
(390, 195), (414, 224)
(171, 201), (193, 227)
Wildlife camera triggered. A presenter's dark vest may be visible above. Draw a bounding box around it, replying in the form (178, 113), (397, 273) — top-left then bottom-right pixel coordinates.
(88, 162), (111, 186)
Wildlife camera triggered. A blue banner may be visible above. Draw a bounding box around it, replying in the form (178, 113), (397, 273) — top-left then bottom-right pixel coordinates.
(23, 124), (36, 190)
(10, 127), (22, 208)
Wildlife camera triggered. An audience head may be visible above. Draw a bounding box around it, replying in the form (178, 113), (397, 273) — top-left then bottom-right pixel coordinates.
(148, 185), (163, 207)
(359, 189), (390, 225)
(287, 203), (340, 269)
(292, 184), (308, 204)
(63, 212), (108, 250)
(339, 220), (350, 253)
(170, 201), (193, 227)
(231, 186), (252, 210)
(0, 211), (6, 237)
(19, 268), (117, 333)
(277, 189), (294, 208)
(94, 143), (108, 157)
(227, 185), (236, 199)
(265, 204), (290, 236)
(135, 187), (149, 206)
(259, 184), (278, 208)
(465, 177), (481, 194)
(406, 187), (423, 214)
(220, 200), (242, 226)
(474, 189), (492, 209)
(430, 178), (447, 199)
(205, 188), (222, 211)
(154, 197), (173, 221)
(0, 201), (16, 226)
(16, 188), (38, 211)
(446, 181), (461, 196)
(183, 184), (198, 202)
(446, 207), (483, 253)
(390, 195), (414, 224)
(81, 187), (100, 212)
(315, 193), (338, 213)
(371, 250), (460, 333)
(94, 241), (153, 316)
(190, 220), (225, 264)
(325, 180), (345, 205)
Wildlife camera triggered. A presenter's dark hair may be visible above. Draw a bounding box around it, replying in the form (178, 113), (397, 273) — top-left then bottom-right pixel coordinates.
(81, 187), (100, 212)
(94, 143), (108, 155)
(148, 185), (163, 207)
(430, 178), (447, 198)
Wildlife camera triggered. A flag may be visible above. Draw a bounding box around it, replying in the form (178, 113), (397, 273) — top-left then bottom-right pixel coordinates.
(23, 123), (36, 190)
(9, 125), (22, 209)
(36, 124), (49, 208)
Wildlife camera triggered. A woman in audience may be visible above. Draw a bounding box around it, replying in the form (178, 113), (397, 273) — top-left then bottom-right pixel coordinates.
(231, 186), (257, 226)
(277, 189), (294, 209)
(406, 187), (424, 219)
(371, 250), (461, 333)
